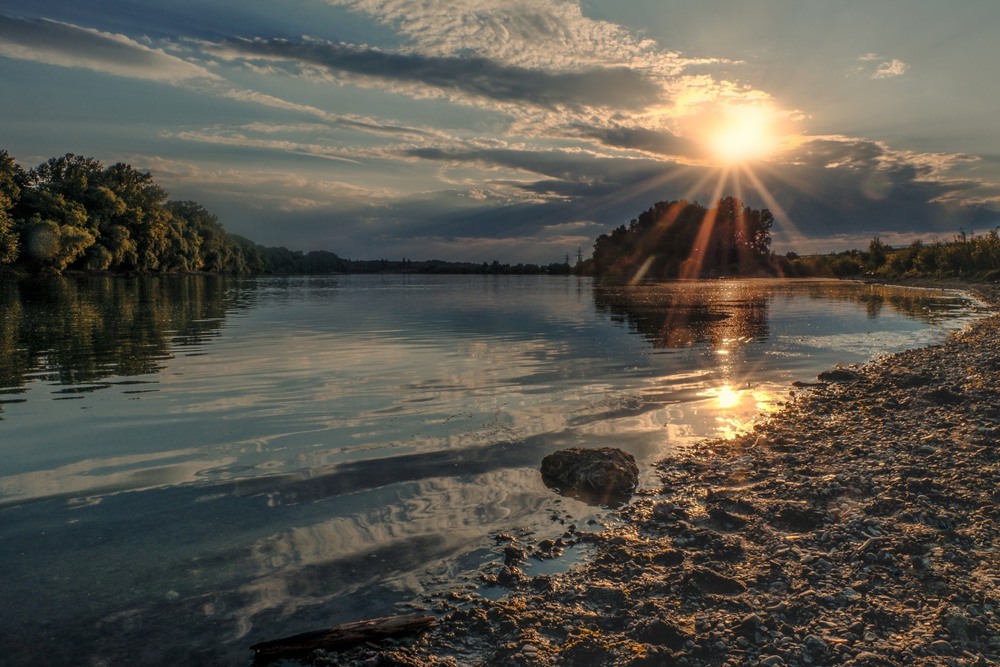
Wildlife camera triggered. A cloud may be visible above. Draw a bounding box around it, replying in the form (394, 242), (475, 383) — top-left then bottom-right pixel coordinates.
(754, 135), (995, 241)
(213, 37), (662, 110)
(562, 123), (701, 159)
(873, 59), (909, 79)
(166, 128), (363, 164)
(135, 156), (396, 218)
(326, 0), (721, 75)
(218, 89), (442, 139)
(857, 53), (909, 80)
(387, 134), (999, 249)
(0, 15), (218, 82)
(400, 145), (684, 197)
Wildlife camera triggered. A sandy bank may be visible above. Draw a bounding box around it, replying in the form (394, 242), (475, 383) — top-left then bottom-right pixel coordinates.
(311, 282), (1000, 667)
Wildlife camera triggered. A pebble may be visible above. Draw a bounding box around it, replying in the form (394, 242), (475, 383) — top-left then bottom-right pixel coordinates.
(929, 639), (954, 655)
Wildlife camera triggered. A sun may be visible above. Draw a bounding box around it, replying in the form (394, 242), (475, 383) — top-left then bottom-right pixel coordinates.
(704, 105), (780, 165)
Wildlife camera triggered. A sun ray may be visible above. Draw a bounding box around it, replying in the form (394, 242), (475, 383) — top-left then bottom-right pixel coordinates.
(619, 167), (730, 284)
(679, 173), (729, 279)
(737, 162), (808, 251)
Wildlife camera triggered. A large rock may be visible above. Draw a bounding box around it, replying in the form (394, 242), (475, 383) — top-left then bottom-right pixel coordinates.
(540, 447), (639, 505)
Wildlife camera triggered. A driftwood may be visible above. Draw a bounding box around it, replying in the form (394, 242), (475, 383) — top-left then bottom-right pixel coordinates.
(251, 613), (437, 665)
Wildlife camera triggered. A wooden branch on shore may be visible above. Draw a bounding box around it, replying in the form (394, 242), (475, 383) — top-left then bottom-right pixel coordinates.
(250, 613), (437, 666)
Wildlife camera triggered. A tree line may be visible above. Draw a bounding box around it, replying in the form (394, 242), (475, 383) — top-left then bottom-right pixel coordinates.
(0, 150), (577, 277)
(812, 233), (1000, 281)
(0, 151), (277, 274)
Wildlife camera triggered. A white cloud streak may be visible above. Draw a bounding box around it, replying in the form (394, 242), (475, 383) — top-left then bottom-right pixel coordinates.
(133, 156), (396, 211)
(0, 15), (218, 83)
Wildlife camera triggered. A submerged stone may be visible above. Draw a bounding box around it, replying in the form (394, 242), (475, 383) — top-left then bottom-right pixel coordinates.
(540, 447), (639, 505)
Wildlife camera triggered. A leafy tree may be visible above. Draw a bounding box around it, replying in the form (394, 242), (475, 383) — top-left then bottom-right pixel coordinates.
(20, 216), (96, 272)
(866, 236), (889, 271)
(0, 150), (25, 264)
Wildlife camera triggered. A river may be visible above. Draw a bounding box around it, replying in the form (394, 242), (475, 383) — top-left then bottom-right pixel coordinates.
(0, 274), (982, 665)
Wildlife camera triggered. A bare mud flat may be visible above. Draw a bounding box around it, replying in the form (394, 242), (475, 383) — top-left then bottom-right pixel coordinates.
(299, 282), (1000, 667)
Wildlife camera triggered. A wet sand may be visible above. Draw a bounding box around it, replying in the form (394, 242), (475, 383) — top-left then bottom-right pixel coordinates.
(314, 281), (1000, 667)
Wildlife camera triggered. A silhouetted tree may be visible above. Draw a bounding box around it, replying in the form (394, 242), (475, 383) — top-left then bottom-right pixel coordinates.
(591, 197), (775, 280)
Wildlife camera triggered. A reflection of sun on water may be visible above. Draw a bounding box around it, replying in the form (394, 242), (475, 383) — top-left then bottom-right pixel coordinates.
(702, 383), (783, 439)
(714, 384), (742, 409)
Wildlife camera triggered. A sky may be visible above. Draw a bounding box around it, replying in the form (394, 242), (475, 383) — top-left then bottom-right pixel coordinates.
(2, 0), (1000, 263)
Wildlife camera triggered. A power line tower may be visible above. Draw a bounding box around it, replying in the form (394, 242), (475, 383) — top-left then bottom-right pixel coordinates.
(576, 246), (583, 266)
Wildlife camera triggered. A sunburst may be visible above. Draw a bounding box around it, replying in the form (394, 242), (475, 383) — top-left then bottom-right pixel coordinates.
(702, 104), (783, 166)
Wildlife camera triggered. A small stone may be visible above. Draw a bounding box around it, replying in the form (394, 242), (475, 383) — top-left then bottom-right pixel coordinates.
(758, 656), (785, 666)
(686, 566), (746, 595)
(929, 639), (953, 655)
(735, 613), (763, 638)
(503, 545), (526, 565)
(636, 619), (691, 649)
(841, 587), (862, 602)
(810, 558), (832, 574)
(496, 565), (521, 587)
(802, 635), (828, 661)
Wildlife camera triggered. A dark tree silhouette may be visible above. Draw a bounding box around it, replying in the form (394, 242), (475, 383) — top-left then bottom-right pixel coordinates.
(590, 197), (775, 280)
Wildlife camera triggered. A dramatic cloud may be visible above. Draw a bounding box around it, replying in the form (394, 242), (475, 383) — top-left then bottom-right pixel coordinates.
(2, 1), (998, 263)
(325, 0), (718, 74)
(0, 15), (217, 82)
(214, 37), (662, 109)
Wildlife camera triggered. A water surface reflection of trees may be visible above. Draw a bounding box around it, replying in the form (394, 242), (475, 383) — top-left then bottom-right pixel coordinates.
(0, 275), (239, 393)
(593, 280), (973, 350)
(594, 282), (771, 349)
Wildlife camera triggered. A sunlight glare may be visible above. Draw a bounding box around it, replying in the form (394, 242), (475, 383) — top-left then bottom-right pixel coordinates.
(715, 385), (742, 409)
(705, 105), (780, 165)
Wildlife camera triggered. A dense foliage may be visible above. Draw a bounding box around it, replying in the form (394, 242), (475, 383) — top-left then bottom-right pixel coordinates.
(778, 232), (1000, 281)
(866, 232), (1000, 280)
(0, 150), (268, 275)
(584, 197), (776, 280)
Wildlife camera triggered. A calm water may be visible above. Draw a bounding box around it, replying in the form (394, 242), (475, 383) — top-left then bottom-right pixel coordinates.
(0, 275), (982, 665)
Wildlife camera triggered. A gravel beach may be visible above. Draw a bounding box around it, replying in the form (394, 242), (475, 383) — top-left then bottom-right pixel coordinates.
(310, 282), (1000, 667)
